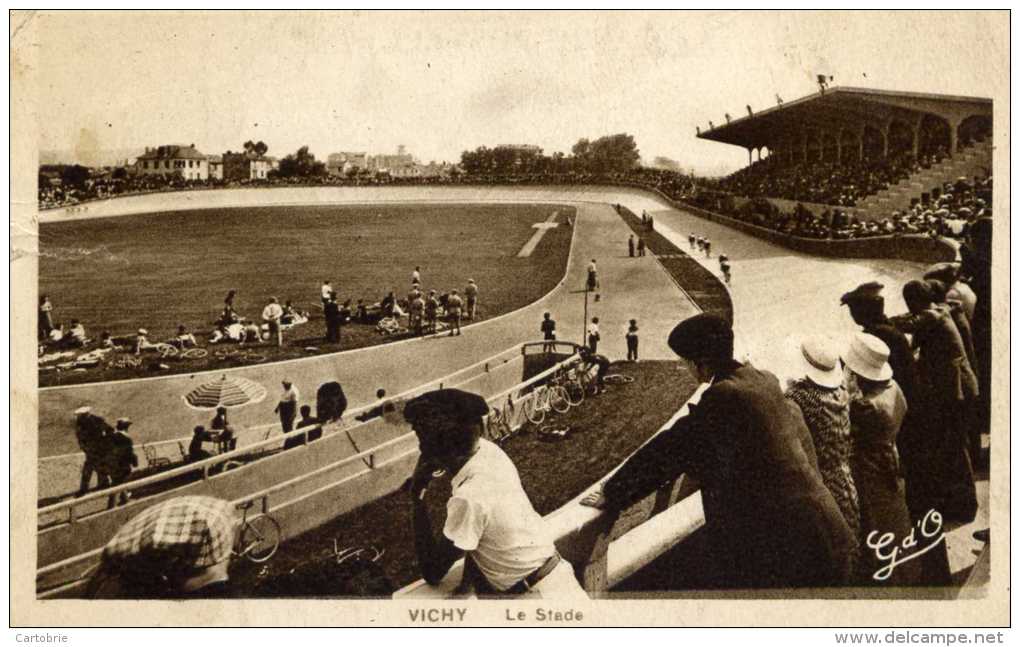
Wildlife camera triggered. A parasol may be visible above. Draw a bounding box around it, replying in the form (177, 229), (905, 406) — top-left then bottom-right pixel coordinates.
(183, 374), (267, 410)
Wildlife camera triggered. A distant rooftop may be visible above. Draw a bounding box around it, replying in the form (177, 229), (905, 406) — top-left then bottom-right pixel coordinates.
(137, 144), (207, 161)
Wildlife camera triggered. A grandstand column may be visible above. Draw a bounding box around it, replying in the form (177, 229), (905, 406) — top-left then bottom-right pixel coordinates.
(747, 147), (752, 167)
(910, 113), (924, 159)
(880, 120), (891, 157)
(858, 125), (865, 161)
(948, 116), (962, 155)
(835, 130), (843, 164)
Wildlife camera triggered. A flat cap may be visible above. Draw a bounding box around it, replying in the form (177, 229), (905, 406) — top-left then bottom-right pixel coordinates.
(403, 388), (489, 427)
(840, 281), (884, 306)
(102, 496), (237, 572)
(903, 279), (936, 304)
(74, 406), (92, 416)
(923, 262), (959, 283)
(667, 313), (733, 363)
(116, 417), (132, 430)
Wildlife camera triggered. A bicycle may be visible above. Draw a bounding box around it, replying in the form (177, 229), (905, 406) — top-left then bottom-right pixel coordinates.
(486, 398), (515, 443)
(550, 366), (585, 407)
(523, 383), (571, 425)
(603, 374), (635, 385)
(234, 500), (281, 563)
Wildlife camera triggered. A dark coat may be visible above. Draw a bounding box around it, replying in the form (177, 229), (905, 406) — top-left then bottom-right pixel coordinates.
(862, 320), (919, 409)
(108, 430), (138, 477)
(603, 361), (853, 589)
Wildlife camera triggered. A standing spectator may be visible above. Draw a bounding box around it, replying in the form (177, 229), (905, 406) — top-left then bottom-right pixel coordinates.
(704, 238), (712, 258)
(688, 233), (696, 250)
(210, 406), (236, 453)
(106, 418), (138, 509)
(411, 266), (422, 287)
(316, 381), (348, 423)
(637, 237), (646, 257)
(719, 253), (731, 284)
(646, 214), (654, 230)
(464, 279), (479, 321)
(628, 235), (635, 257)
(783, 336), (861, 575)
(425, 290), (440, 335)
(324, 295), (340, 344)
(625, 319), (639, 361)
(584, 314), (853, 589)
(891, 280), (979, 525)
(959, 218), (992, 471)
(446, 290), (463, 337)
(586, 259), (600, 302)
(262, 297), (284, 347)
(924, 263), (976, 323)
(320, 280), (334, 307)
(75, 407), (112, 497)
(540, 312), (556, 352)
(275, 379), (300, 433)
(39, 295), (54, 340)
(403, 389), (587, 598)
(409, 292), (426, 336)
(927, 279), (978, 381)
(844, 333), (922, 586)
(586, 317), (601, 353)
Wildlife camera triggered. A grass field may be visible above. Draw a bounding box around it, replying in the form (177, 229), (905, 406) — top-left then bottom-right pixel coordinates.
(227, 359), (698, 596)
(38, 203), (573, 386)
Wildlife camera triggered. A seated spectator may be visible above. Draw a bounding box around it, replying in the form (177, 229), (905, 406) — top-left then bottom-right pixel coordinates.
(284, 405), (323, 450)
(100, 331), (120, 350)
(403, 388), (587, 597)
(280, 300), (297, 325)
(66, 319), (89, 347)
(356, 388), (393, 423)
(134, 328), (158, 355)
(210, 406), (237, 453)
(48, 323), (65, 345)
(174, 325), (198, 348)
(241, 319), (262, 344)
(188, 425), (216, 462)
(210, 320), (245, 344)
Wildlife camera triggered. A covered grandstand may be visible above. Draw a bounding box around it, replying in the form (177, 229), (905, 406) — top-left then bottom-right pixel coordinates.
(698, 87), (993, 223)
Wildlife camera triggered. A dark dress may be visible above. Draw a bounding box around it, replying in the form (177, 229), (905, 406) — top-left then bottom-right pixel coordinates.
(849, 381), (922, 586)
(786, 380), (861, 573)
(604, 361), (854, 589)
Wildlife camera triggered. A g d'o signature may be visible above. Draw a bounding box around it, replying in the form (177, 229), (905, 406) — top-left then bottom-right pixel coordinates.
(866, 509), (945, 581)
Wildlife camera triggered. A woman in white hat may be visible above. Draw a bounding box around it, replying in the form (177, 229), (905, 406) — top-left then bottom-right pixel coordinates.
(784, 335), (861, 572)
(844, 332), (922, 586)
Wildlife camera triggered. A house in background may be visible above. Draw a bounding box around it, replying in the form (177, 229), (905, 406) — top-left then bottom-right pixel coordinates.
(207, 155), (224, 180)
(222, 150), (271, 181)
(327, 152), (369, 176)
(135, 144), (209, 180)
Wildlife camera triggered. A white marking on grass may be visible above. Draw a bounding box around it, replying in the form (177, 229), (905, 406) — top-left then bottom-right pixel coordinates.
(516, 211), (560, 257)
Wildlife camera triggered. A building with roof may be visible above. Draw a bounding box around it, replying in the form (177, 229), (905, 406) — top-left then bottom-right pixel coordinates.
(207, 155), (223, 180)
(135, 144), (209, 180)
(222, 151), (271, 182)
(697, 86), (992, 167)
(327, 152), (369, 176)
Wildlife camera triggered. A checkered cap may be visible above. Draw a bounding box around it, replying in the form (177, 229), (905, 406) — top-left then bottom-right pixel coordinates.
(103, 496), (237, 572)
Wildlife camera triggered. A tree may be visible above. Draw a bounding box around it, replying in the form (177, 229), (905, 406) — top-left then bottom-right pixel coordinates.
(588, 133), (640, 173)
(243, 140), (255, 155)
(60, 164), (91, 188)
(254, 141), (268, 157)
(278, 145), (326, 178)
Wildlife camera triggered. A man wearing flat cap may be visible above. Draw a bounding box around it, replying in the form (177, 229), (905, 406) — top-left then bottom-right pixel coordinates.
(105, 418), (139, 509)
(584, 314), (853, 589)
(404, 388), (586, 597)
(840, 282), (920, 411)
(924, 262), (976, 324)
(75, 406), (113, 497)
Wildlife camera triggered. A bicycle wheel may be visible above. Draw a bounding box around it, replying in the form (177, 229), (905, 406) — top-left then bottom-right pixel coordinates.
(524, 390), (546, 425)
(240, 515), (281, 563)
(549, 386), (571, 414)
(564, 380), (585, 406)
(181, 348), (208, 359)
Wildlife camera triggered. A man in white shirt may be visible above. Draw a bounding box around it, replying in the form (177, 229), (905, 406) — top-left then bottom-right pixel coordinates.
(586, 317), (601, 353)
(274, 379), (300, 433)
(411, 266), (422, 286)
(320, 281), (334, 307)
(262, 297), (284, 347)
(404, 388), (586, 598)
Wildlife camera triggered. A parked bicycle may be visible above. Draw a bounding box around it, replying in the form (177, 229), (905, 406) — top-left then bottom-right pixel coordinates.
(234, 500), (281, 563)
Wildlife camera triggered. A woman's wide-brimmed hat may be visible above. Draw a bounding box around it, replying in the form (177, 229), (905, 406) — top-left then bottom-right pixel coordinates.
(785, 334), (844, 389)
(843, 332), (893, 382)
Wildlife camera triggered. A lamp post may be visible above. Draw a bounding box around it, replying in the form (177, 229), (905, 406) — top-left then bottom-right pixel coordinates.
(582, 283), (589, 347)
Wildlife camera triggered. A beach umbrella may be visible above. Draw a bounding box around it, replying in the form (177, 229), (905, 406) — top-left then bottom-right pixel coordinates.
(183, 374), (267, 410)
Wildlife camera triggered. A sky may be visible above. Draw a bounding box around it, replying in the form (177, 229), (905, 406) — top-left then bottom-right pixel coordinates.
(25, 10), (1008, 175)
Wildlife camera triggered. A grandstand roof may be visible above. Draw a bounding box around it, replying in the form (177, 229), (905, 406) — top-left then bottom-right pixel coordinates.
(697, 86), (992, 150)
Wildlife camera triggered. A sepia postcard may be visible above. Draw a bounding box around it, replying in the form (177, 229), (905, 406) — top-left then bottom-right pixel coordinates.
(9, 9), (1010, 629)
